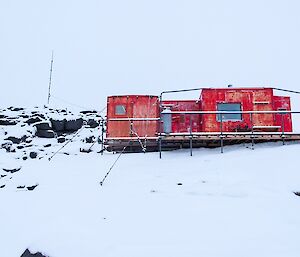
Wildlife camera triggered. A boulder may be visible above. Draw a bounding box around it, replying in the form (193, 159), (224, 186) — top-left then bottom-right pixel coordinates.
(36, 130), (55, 138)
(1, 141), (14, 152)
(85, 136), (95, 143)
(87, 119), (99, 128)
(65, 118), (83, 131)
(21, 249), (48, 257)
(57, 136), (66, 143)
(33, 122), (51, 130)
(29, 152), (37, 159)
(0, 119), (17, 126)
(4, 135), (28, 144)
(50, 119), (65, 132)
(25, 116), (43, 125)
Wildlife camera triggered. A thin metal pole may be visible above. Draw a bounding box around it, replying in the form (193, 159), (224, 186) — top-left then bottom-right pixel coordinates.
(101, 118), (104, 155)
(159, 94), (162, 159)
(220, 114), (224, 153)
(47, 50), (54, 105)
(250, 113), (254, 149)
(281, 113), (285, 145)
(189, 117), (193, 156)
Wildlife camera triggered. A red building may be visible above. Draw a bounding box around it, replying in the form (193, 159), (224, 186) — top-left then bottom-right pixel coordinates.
(200, 88), (292, 132)
(105, 87), (294, 151)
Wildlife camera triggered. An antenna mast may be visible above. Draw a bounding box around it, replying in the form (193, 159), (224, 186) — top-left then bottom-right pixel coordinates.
(47, 51), (54, 105)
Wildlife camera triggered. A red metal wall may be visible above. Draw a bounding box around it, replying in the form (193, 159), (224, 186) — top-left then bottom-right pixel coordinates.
(162, 100), (201, 133)
(273, 96), (292, 132)
(200, 88), (277, 132)
(106, 89), (293, 137)
(106, 95), (159, 138)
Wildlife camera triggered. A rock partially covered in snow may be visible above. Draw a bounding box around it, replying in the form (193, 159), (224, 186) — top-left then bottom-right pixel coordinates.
(64, 118), (83, 131)
(25, 116), (43, 125)
(36, 130), (55, 138)
(21, 249), (48, 257)
(50, 119), (65, 132)
(33, 121), (52, 131)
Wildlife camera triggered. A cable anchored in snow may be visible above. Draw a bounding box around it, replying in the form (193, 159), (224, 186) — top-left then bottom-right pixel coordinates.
(99, 145), (128, 186)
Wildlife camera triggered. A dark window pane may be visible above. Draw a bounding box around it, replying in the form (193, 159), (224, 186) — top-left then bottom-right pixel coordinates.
(115, 105), (126, 115)
(217, 103), (242, 121)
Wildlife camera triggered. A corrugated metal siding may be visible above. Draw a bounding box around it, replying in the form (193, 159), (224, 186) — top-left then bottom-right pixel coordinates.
(106, 95), (159, 138)
(162, 100), (201, 133)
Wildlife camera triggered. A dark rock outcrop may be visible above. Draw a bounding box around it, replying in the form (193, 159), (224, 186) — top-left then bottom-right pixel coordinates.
(65, 118), (83, 131)
(36, 130), (55, 138)
(3, 167), (21, 173)
(0, 119), (17, 126)
(4, 135), (28, 144)
(50, 119), (65, 132)
(33, 122), (51, 131)
(25, 116), (43, 125)
(21, 248), (48, 257)
(57, 136), (66, 143)
(29, 152), (38, 159)
(87, 119), (99, 128)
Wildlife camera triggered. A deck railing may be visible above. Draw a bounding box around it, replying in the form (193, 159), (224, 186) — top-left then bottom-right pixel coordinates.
(106, 110), (300, 157)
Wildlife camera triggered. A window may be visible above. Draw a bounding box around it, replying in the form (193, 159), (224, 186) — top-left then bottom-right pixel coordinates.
(217, 103), (242, 121)
(115, 105), (126, 115)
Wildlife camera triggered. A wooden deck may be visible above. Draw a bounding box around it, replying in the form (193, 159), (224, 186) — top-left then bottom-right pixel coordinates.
(105, 132), (300, 152)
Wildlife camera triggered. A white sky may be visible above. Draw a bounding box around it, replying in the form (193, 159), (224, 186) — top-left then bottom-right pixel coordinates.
(1, 0), (300, 110)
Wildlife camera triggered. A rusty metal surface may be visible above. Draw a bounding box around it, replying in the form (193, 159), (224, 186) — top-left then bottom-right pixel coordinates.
(161, 100), (201, 133)
(105, 88), (295, 151)
(200, 88), (292, 132)
(106, 95), (159, 138)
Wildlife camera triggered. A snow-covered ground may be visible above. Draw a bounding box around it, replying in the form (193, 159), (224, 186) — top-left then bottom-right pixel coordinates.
(1, 139), (300, 257)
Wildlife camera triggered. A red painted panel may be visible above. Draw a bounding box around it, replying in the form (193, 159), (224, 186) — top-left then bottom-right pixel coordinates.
(162, 100), (201, 133)
(273, 96), (292, 132)
(106, 95), (159, 138)
(200, 88), (277, 132)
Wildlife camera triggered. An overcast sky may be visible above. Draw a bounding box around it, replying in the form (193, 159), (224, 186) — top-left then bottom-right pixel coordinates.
(1, 0), (300, 110)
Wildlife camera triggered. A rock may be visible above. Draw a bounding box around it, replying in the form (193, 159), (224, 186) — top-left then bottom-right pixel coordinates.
(85, 136), (95, 143)
(17, 185), (26, 189)
(3, 167), (21, 173)
(19, 114), (30, 118)
(21, 248), (48, 257)
(65, 118), (83, 131)
(25, 116), (43, 125)
(4, 135), (28, 144)
(57, 136), (66, 143)
(22, 156), (28, 161)
(33, 121), (51, 130)
(50, 119), (65, 132)
(1, 141), (14, 152)
(0, 185), (5, 188)
(44, 144), (51, 148)
(0, 119), (17, 125)
(0, 114), (7, 119)
(29, 152), (38, 159)
(10, 107), (24, 111)
(80, 110), (97, 114)
(80, 147), (92, 153)
(294, 192), (300, 197)
(87, 119), (99, 128)
(36, 130), (55, 138)
(17, 145), (25, 149)
(27, 184), (38, 191)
